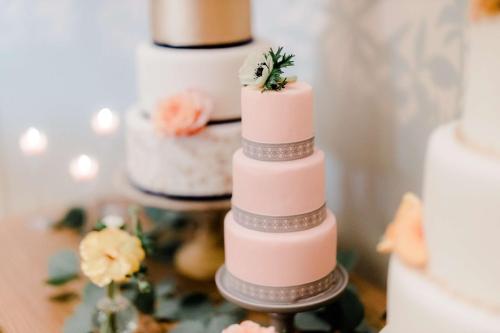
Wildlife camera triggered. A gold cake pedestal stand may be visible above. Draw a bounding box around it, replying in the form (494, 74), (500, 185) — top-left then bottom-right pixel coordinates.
(216, 265), (349, 333)
(116, 171), (230, 280)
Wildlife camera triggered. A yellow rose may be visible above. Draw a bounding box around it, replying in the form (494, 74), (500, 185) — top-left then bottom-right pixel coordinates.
(79, 228), (145, 287)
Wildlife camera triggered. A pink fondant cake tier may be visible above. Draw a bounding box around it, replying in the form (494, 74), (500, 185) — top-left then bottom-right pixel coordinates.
(232, 148), (325, 216)
(224, 209), (337, 287)
(241, 82), (313, 144)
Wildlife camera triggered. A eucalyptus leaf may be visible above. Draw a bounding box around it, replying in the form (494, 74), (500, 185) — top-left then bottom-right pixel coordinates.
(155, 297), (181, 321)
(295, 311), (331, 332)
(178, 293), (214, 321)
(46, 250), (79, 286)
(155, 279), (176, 298)
(321, 285), (365, 333)
(54, 207), (86, 231)
(206, 314), (240, 333)
(337, 249), (359, 272)
(215, 301), (246, 322)
(171, 320), (205, 333)
(82, 282), (104, 304)
(63, 302), (94, 333)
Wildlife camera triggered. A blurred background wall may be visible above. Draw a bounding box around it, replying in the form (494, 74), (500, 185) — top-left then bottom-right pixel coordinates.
(0, 0), (466, 283)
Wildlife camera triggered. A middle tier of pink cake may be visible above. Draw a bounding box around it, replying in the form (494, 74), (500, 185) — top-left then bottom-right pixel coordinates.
(232, 148), (325, 216)
(225, 209), (337, 287)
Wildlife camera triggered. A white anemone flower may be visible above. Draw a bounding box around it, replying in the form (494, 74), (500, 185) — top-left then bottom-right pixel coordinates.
(238, 51), (273, 88)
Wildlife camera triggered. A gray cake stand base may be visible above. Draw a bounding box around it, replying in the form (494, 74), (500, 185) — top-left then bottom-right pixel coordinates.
(216, 265), (349, 333)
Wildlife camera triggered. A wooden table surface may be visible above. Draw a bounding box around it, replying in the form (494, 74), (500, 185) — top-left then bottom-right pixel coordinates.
(0, 206), (386, 333)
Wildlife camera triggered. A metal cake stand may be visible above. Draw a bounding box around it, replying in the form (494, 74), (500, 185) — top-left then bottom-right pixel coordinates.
(216, 265), (349, 333)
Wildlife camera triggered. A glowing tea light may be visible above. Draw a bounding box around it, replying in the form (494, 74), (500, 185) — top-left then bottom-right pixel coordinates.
(69, 154), (99, 181)
(19, 127), (48, 156)
(91, 108), (119, 135)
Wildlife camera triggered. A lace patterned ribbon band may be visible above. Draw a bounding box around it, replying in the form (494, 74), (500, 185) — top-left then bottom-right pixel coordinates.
(242, 137), (315, 161)
(222, 268), (338, 304)
(232, 204), (327, 233)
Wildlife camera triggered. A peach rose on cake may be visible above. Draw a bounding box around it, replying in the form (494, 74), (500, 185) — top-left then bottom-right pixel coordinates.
(377, 192), (428, 268)
(153, 89), (213, 137)
(223, 321), (276, 333)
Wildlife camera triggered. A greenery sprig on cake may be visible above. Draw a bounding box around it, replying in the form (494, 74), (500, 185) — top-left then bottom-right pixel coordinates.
(239, 47), (297, 92)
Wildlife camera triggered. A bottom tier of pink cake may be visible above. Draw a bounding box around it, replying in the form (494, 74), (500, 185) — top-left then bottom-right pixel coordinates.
(224, 209), (337, 288)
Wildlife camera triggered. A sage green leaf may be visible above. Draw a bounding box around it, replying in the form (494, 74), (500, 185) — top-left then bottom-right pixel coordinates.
(295, 312), (331, 332)
(215, 301), (246, 322)
(155, 279), (176, 298)
(46, 250), (79, 286)
(82, 282), (104, 304)
(63, 302), (94, 333)
(178, 293), (214, 320)
(155, 297), (181, 321)
(54, 207), (86, 231)
(322, 285), (365, 332)
(171, 320), (205, 333)
(337, 249), (359, 272)
(206, 314), (239, 333)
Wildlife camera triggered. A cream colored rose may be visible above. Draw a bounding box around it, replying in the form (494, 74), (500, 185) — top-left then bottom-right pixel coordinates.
(223, 321), (276, 333)
(153, 89), (213, 137)
(80, 228), (145, 287)
(239, 51), (273, 88)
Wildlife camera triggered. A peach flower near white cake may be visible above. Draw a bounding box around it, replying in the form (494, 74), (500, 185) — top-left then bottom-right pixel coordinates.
(153, 89), (213, 137)
(223, 321), (276, 333)
(377, 193), (427, 268)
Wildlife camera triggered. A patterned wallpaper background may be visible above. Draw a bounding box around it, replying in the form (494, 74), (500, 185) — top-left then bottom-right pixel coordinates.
(0, 0), (467, 282)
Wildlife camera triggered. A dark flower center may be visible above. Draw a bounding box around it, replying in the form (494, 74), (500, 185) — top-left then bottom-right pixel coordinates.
(255, 65), (264, 78)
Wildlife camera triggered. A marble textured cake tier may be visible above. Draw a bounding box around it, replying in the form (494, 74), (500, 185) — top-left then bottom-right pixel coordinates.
(126, 108), (240, 198)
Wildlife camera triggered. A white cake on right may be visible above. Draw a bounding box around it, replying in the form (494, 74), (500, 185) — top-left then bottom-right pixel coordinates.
(381, 2), (500, 332)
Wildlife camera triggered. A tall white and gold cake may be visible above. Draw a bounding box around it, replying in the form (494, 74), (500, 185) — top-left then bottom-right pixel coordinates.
(126, 0), (266, 200)
(380, 1), (500, 332)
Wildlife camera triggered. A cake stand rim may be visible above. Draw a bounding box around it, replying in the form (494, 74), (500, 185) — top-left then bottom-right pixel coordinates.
(215, 264), (349, 313)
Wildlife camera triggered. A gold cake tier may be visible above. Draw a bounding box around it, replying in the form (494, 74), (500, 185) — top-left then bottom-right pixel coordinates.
(150, 0), (252, 47)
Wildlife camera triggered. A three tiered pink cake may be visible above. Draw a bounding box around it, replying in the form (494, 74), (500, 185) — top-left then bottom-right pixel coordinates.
(222, 49), (338, 304)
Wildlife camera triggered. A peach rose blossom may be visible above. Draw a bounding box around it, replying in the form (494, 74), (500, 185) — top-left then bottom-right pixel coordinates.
(153, 89), (213, 136)
(471, 0), (500, 21)
(223, 321), (276, 333)
(377, 192), (428, 268)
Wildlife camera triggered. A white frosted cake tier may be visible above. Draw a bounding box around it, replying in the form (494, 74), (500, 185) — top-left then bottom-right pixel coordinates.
(232, 148), (325, 216)
(423, 123), (500, 308)
(383, 257), (500, 333)
(137, 41), (268, 120)
(241, 82), (313, 144)
(462, 16), (500, 152)
(126, 108), (240, 198)
(224, 209), (337, 287)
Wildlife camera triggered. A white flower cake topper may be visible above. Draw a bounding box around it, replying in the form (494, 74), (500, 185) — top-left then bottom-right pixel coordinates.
(239, 47), (297, 92)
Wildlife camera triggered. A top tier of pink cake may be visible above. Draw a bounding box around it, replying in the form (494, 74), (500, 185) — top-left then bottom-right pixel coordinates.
(241, 82), (313, 144)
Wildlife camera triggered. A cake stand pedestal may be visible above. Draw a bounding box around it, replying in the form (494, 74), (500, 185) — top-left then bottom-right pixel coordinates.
(216, 265), (349, 333)
(115, 171), (230, 280)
